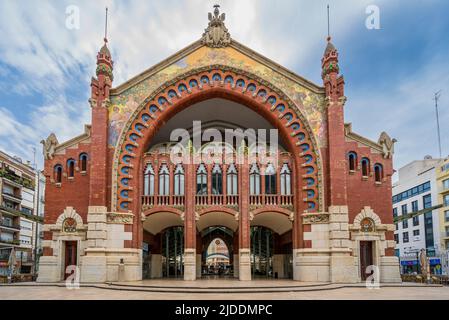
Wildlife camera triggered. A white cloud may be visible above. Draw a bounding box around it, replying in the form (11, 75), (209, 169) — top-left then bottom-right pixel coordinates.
(345, 52), (449, 178)
(0, 0), (446, 175)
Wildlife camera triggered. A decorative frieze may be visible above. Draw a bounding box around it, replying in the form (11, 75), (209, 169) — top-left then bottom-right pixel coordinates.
(107, 212), (134, 225)
(302, 212), (330, 224)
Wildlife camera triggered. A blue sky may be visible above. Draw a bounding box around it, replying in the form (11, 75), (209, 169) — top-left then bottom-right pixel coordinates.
(0, 0), (448, 177)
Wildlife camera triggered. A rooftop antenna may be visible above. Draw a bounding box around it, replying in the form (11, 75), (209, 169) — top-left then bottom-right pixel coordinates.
(327, 4), (331, 41)
(433, 90), (443, 158)
(32, 146), (36, 170)
(104, 7), (109, 43)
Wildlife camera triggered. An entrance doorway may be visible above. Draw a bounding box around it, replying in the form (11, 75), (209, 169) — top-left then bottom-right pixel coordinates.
(360, 241), (374, 281)
(64, 241), (77, 280)
(201, 226), (235, 278)
(251, 226), (274, 278)
(205, 238), (231, 276)
(161, 226), (184, 278)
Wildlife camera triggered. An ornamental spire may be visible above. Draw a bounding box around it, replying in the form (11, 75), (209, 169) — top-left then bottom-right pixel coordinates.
(321, 4), (344, 99)
(96, 7), (113, 81)
(201, 4), (231, 48)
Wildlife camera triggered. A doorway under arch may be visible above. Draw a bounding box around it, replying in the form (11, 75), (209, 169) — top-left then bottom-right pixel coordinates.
(200, 226), (235, 278)
(161, 226), (184, 278)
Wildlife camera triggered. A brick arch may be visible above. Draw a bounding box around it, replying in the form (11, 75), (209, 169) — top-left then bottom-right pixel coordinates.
(111, 66), (322, 219)
(197, 206), (239, 217)
(250, 207), (293, 219)
(143, 207), (184, 217)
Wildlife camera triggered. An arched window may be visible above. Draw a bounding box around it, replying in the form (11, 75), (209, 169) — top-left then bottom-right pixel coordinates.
(67, 159), (75, 178)
(144, 164), (155, 196)
(374, 164), (383, 183)
(227, 164), (238, 195)
(212, 164), (223, 195)
(348, 152), (357, 171)
(265, 163), (277, 194)
(361, 158), (370, 177)
(159, 164), (170, 196)
(79, 153), (88, 172)
(54, 165), (63, 184)
(197, 164), (208, 195)
(174, 164), (185, 196)
(250, 164), (261, 195)
(280, 163), (291, 195)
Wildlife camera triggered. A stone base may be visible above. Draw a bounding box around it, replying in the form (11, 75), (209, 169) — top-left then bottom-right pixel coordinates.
(233, 254), (239, 278)
(184, 248), (196, 281)
(329, 252), (358, 283)
(196, 254), (202, 279)
(239, 249), (251, 281)
(151, 254), (162, 278)
(379, 256), (402, 283)
(80, 248), (142, 283)
(36, 256), (62, 282)
(293, 249), (330, 282)
(80, 255), (107, 283)
(272, 254), (285, 279)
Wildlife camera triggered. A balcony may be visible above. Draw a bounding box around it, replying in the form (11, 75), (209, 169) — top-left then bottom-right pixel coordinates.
(250, 194), (294, 207)
(140, 151), (298, 212)
(142, 195), (186, 207)
(0, 239), (21, 246)
(194, 194), (240, 206)
(0, 253), (10, 261)
(0, 169), (35, 190)
(1, 191), (22, 203)
(0, 204), (43, 223)
(0, 220), (20, 230)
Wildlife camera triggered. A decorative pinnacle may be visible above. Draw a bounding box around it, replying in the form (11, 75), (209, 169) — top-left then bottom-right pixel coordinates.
(104, 7), (109, 43)
(202, 4), (231, 48)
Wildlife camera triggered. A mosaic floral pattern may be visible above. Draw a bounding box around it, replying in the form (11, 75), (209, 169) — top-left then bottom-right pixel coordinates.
(108, 46), (326, 147)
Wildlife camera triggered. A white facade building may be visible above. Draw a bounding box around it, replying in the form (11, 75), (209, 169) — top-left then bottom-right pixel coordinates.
(393, 157), (442, 274)
(0, 150), (45, 280)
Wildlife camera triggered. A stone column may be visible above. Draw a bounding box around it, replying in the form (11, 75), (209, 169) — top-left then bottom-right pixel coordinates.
(233, 232), (239, 278)
(196, 232), (202, 278)
(184, 161), (196, 280)
(292, 161), (304, 281)
(238, 157), (251, 281)
(328, 205), (357, 283)
(80, 206), (108, 283)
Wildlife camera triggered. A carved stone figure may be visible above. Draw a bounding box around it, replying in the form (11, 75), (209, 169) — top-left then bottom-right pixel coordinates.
(40, 133), (59, 160)
(378, 131), (397, 159)
(201, 5), (231, 48)
(419, 248), (428, 277)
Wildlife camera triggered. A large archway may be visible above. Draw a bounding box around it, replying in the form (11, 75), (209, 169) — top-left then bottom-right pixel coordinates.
(112, 66), (322, 281)
(113, 67), (321, 216)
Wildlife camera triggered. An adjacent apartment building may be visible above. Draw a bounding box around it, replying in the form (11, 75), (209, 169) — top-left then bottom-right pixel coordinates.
(436, 157), (449, 250)
(392, 157), (443, 274)
(0, 150), (44, 281)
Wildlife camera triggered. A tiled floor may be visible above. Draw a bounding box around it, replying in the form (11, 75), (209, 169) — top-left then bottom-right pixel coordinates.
(1, 281), (448, 300)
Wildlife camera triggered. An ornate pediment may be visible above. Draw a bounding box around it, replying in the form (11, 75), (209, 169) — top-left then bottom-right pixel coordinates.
(201, 5), (231, 48)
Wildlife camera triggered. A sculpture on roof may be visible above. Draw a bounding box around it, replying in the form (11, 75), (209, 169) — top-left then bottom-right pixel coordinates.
(201, 5), (231, 48)
(41, 133), (59, 160)
(378, 131), (397, 159)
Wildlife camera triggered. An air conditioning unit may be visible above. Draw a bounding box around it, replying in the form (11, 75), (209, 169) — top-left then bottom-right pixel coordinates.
(413, 236), (420, 242)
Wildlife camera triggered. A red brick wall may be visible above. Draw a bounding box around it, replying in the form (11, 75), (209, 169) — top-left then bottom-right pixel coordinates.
(345, 140), (394, 225)
(43, 143), (91, 224)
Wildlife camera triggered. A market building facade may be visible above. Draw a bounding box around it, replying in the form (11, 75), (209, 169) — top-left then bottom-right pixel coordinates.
(37, 6), (400, 283)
